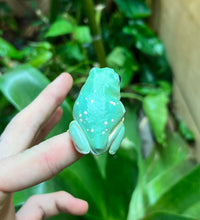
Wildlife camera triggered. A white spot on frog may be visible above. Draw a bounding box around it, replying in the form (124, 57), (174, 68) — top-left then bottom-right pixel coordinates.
(110, 101), (116, 106)
(104, 121), (108, 125)
(111, 119), (114, 123)
(91, 99), (94, 103)
(84, 111), (88, 115)
(91, 129), (94, 133)
(102, 131), (105, 135)
(79, 113), (82, 117)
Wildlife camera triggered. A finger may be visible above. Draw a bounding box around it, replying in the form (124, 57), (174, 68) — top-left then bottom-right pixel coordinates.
(0, 132), (82, 192)
(0, 73), (73, 157)
(32, 106), (63, 146)
(16, 191), (88, 220)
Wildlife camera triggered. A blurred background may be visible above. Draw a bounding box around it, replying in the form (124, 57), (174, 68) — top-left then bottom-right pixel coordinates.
(0, 0), (199, 219)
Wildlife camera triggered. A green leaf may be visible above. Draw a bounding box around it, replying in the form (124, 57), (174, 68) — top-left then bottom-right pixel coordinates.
(141, 212), (198, 220)
(0, 64), (49, 109)
(0, 64), (72, 136)
(178, 121), (195, 143)
(127, 183), (147, 220)
(147, 159), (196, 206)
(125, 103), (148, 220)
(144, 132), (190, 183)
(124, 21), (164, 56)
(57, 42), (85, 62)
(128, 131), (197, 220)
(143, 93), (168, 144)
(147, 164), (200, 215)
(107, 47), (138, 88)
(45, 18), (74, 37)
(132, 85), (159, 96)
(0, 37), (22, 59)
(132, 82), (172, 97)
(20, 42), (53, 67)
(29, 51), (52, 67)
(106, 139), (138, 220)
(73, 26), (92, 44)
(114, 0), (151, 19)
(183, 201), (200, 219)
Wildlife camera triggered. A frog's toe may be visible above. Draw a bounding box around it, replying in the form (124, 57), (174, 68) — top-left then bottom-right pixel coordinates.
(109, 125), (125, 155)
(91, 147), (107, 156)
(69, 121), (90, 154)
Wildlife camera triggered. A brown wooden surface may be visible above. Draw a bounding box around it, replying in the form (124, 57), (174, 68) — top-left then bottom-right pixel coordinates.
(151, 0), (200, 160)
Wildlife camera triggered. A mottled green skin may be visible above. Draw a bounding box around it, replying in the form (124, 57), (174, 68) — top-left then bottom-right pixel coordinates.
(69, 67), (125, 155)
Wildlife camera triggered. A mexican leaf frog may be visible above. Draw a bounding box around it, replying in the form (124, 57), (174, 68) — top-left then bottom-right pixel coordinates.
(69, 67), (125, 155)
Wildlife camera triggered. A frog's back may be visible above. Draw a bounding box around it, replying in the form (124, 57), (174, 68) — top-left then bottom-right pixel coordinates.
(73, 85), (124, 153)
(72, 67), (125, 154)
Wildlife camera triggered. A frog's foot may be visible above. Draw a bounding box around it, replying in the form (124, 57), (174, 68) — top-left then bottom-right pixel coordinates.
(69, 121), (90, 154)
(108, 118), (125, 155)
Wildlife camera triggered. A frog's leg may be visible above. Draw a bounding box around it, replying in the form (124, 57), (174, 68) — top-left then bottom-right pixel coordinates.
(69, 121), (90, 154)
(108, 119), (125, 155)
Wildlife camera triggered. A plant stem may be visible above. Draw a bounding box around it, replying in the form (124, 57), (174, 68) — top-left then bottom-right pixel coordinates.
(49, 0), (59, 23)
(82, 0), (107, 67)
(121, 92), (144, 102)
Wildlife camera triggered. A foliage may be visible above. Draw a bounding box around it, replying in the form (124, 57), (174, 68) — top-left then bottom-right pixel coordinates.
(0, 0), (199, 220)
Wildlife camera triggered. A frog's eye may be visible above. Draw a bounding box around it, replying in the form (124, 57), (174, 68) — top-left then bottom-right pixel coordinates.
(119, 75), (121, 82)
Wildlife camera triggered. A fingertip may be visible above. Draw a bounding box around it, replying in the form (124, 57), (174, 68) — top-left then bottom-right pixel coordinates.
(60, 72), (73, 87)
(74, 199), (89, 215)
(60, 192), (89, 215)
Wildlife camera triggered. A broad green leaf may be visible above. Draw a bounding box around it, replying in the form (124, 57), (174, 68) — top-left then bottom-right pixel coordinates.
(147, 164), (200, 215)
(107, 47), (138, 88)
(127, 183), (147, 220)
(114, 0), (151, 19)
(73, 26), (92, 44)
(124, 21), (164, 56)
(141, 212), (198, 220)
(106, 138), (138, 220)
(147, 159), (196, 205)
(183, 201), (200, 219)
(128, 131), (197, 220)
(143, 92), (168, 144)
(45, 18), (74, 37)
(0, 64), (49, 109)
(125, 103), (148, 220)
(144, 132), (190, 183)
(0, 37), (22, 59)
(0, 64), (72, 136)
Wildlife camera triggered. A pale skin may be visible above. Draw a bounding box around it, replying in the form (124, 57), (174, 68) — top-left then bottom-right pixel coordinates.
(0, 73), (88, 220)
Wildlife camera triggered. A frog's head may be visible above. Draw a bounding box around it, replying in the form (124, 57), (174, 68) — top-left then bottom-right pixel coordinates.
(89, 67), (121, 98)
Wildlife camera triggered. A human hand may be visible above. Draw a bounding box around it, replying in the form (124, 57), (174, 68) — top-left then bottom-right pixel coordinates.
(0, 73), (88, 220)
